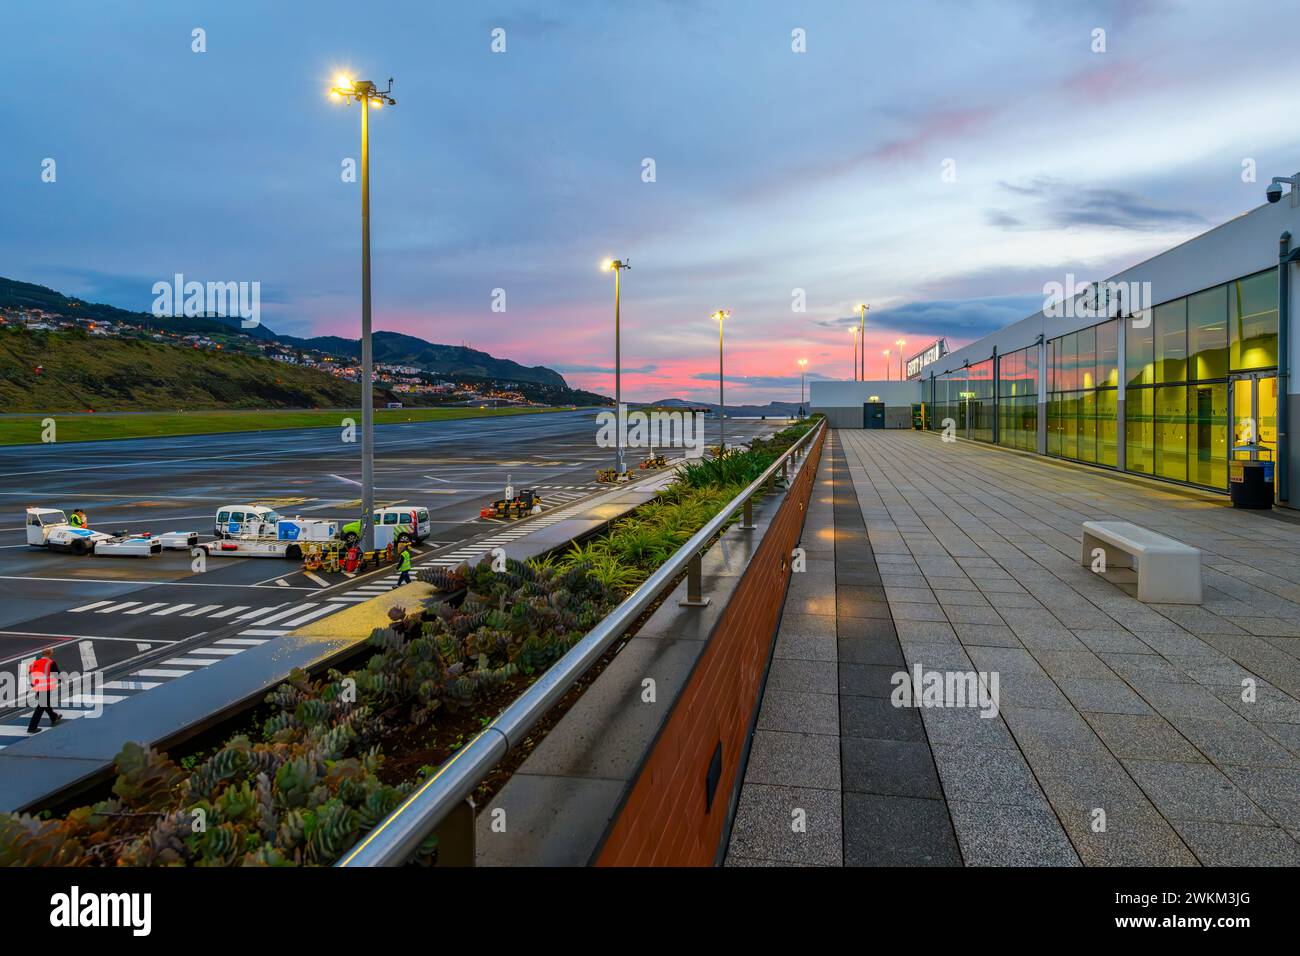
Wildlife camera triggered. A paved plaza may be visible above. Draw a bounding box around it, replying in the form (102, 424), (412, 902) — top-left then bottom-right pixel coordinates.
(727, 429), (1300, 866)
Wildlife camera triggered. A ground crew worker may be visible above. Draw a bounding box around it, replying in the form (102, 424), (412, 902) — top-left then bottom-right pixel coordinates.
(393, 544), (413, 589)
(68, 509), (87, 528)
(27, 648), (62, 733)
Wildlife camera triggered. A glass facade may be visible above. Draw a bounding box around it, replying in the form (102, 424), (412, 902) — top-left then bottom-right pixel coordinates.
(1124, 269), (1273, 489)
(929, 267), (1278, 495)
(1048, 318), (1119, 467)
(997, 345), (1038, 451)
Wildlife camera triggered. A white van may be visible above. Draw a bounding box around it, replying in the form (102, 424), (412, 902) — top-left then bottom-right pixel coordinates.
(215, 504), (283, 537)
(341, 506), (431, 547)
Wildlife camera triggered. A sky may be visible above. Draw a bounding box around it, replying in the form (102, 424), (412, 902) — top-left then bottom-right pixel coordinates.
(4, 0), (1299, 405)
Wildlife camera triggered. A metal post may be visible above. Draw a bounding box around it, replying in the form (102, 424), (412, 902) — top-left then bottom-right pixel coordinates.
(859, 305), (866, 381)
(359, 94), (375, 552)
(614, 265), (623, 475)
(432, 798), (476, 866)
(740, 496), (755, 530)
(1279, 232), (1291, 503)
(719, 316), (725, 453)
(678, 552), (710, 607)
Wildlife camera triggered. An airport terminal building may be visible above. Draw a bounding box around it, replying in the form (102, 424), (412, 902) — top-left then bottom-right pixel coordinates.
(811, 193), (1300, 509)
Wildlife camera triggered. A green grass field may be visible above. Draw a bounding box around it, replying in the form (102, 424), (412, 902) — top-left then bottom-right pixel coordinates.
(0, 406), (565, 446)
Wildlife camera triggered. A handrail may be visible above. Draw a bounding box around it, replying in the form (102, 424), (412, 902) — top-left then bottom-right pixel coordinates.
(336, 418), (825, 866)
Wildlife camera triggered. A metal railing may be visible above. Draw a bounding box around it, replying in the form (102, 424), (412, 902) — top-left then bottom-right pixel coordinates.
(336, 418), (825, 866)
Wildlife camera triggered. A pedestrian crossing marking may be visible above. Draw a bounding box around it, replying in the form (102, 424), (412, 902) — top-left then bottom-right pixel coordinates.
(124, 602), (168, 615)
(97, 601), (140, 614)
(250, 603), (317, 626)
(69, 600), (113, 613)
(151, 603), (193, 616)
(209, 606), (249, 621)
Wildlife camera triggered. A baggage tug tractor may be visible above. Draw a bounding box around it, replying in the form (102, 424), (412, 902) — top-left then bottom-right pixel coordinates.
(25, 508), (196, 557)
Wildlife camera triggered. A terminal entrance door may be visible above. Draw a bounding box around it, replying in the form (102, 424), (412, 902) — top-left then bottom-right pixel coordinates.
(863, 403), (885, 429)
(1231, 372), (1278, 471)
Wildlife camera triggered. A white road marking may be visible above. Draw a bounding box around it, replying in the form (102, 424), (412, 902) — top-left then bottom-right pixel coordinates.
(104, 680), (160, 691)
(68, 600), (114, 613)
(182, 604), (221, 617)
(238, 629), (290, 637)
(96, 601), (140, 614)
(303, 571), (330, 587)
(201, 647), (245, 656)
(275, 579), (290, 587)
(279, 605), (340, 627)
(78, 640), (97, 671)
(249, 604), (317, 626)
(151, 603), (194, 616)
(162, 657), (221, 667)
(238, 605), (282, 620)
(208, 605), (249, 618)
(215, 638), (269, 645)
(133, 668), (190, 678)
(124, 603), (168, 615)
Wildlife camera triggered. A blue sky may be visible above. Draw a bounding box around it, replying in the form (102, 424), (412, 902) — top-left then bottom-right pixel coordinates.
(3, 0), (1297, 402)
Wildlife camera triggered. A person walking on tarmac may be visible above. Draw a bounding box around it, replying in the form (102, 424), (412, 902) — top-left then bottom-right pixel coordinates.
(393, 543), (413, 589)
(68, 508), (87, 528)
(27, 648), (62, 733)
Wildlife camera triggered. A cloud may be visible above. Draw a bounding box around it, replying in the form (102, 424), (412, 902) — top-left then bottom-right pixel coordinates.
(997, 178), (1206, 231)
(815, 294), (1046, 341)
(690, 371), (833, 388)
(552, 362), (659, 375)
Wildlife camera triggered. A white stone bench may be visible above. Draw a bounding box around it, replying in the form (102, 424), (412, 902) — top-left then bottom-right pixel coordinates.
(1081, 520), (1202, 605)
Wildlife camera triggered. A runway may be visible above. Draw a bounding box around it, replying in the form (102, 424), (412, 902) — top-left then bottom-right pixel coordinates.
(0, 409), (782, 728)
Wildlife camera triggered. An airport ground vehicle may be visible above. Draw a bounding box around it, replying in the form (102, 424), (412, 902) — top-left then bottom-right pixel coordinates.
(214, 504), (283, 537)
(25, 508), (195, 557)
(340, 507), (431, 547)
(202, 518), (340, 560)
(479, 490), (541, 520)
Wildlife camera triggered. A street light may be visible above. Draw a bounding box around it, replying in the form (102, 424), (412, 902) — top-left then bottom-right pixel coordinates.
(895, 338), (906, 380)
(849, 327), (859, 381)
(883, 349), (891, 381)
(797, 358), (808, 418)
(330, 71), (396, 552)
(712, 309), (731, 452)
(856, 303), (868, 380)
(602, 258), (629, 473)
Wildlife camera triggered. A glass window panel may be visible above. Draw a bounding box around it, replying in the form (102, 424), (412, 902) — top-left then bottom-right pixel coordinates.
(1154, 385), (1187, 481)
(1230, 270), (1279, 370)
(1188, 383), (1227, 489)
(1155, 299), (1187, 383)
(1096, 320), (1119, 387)
(1097, 389), (1118, 466)
(1062, 333), (1078, 391)
(1126, 312), (1153, 387)
(1061, 393), (1078, 459)
(1077, 326), (1097, 390)
(1127, 387), (1154, 474)
(1188, 285), (1228, 381)
(1047, 397), (1061, 455)
(1078, 390), (1097, 462)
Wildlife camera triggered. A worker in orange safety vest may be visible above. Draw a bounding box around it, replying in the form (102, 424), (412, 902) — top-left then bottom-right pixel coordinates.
(27, 648), (62, 733)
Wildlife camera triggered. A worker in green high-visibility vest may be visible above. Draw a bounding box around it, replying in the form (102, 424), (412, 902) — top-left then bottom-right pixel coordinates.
(393, 544), (412, 589)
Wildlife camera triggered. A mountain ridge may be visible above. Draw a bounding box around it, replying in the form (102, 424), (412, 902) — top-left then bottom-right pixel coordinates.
(0, 276), (569, 388)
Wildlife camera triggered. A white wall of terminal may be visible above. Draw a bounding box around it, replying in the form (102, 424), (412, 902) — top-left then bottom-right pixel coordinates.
(918, 197), (1300, 507)
(809, 379), (921, 428)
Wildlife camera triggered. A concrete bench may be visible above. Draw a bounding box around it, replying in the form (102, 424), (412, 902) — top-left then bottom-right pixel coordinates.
(1081, 520), (1202, 604)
